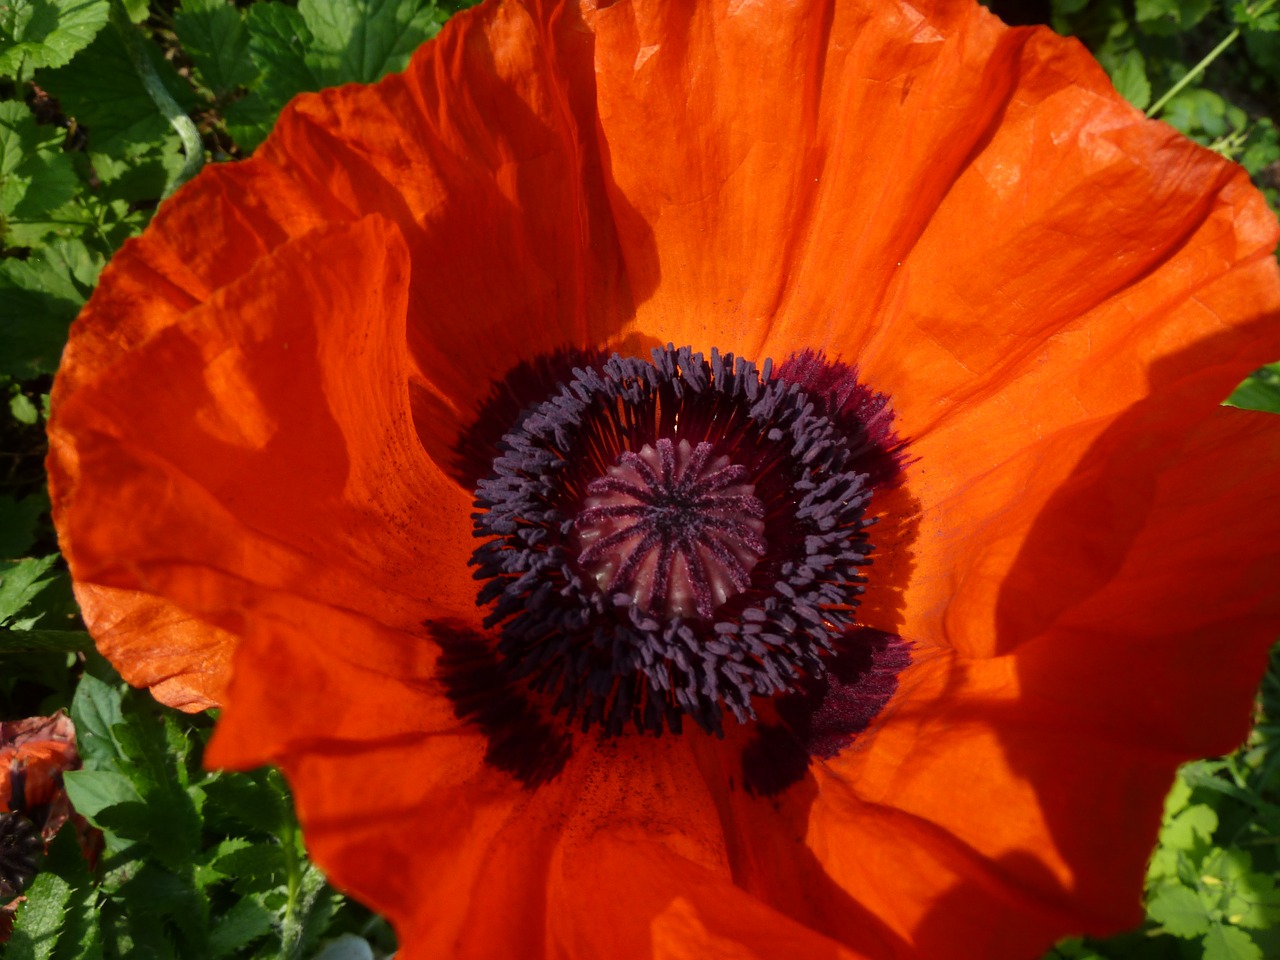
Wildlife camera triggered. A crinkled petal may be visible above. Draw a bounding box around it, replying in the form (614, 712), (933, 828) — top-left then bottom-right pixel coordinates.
(53, 0), (634, 485)
(51, 216), (477, 705)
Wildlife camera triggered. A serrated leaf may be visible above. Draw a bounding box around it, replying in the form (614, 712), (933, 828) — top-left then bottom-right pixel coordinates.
(0, 234), (98, 380)
(202, 768), (291, 835)
(242, 0), (445, 126)
(221, 89), (278, 153)
(241, 1), (318, 126)
(117, 864), (210, 953)
(39, 26), (198, 160)
(194, 836), (253, 888)
(212, 841), (287, 887)
(209, 894), (276, 958)
(1162, 802), (1218, 852)
(4, 871), (72, 960)
(111, 712), (202, 869)
(0, 99), (79, 246)
(175, 0), (257, 100)
(62, 768), (140, 819)
(1149, 883), (1212, 938)
(41, 824), (104, 960)
(70, 671), (124, 766)
(300, 0), (445, 83)
(1204, 923), (1264, 960)
(0, 0), (110, 76)
(1108, 48), (1151, 112)
(0, 554), (57, 623)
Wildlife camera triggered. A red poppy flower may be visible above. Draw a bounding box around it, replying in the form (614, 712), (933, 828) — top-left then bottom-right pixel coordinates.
(0, 713), (80, 921)
(0, 713), (78, 832)
(47, 0), (1280, 957)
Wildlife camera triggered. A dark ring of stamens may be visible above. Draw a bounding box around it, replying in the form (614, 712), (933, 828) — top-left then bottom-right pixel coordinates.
(471, 346), (876, 737)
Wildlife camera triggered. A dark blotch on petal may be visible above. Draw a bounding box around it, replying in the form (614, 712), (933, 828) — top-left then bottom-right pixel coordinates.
(776, 351), (905, 489)
(433, 621), (573, 788)
(742, 629), (912, 796)
(450, 347), (610, 487)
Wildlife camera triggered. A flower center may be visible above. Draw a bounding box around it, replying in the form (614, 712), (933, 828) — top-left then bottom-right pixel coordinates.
(575, 438), (766, 620)
(470, 346), (891, 738)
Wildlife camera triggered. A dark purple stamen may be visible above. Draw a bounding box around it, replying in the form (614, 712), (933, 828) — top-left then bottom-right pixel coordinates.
(0, 812), (41, 898)
(470, 346), (894, 739)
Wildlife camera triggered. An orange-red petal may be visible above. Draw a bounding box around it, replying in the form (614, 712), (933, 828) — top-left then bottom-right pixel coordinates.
(52, 216), (478, 707)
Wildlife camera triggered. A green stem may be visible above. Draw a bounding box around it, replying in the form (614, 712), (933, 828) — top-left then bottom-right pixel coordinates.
(108, 0), (203, 197)
(1146, 28), (1239, 119)
(1146, 0), (1278, 118)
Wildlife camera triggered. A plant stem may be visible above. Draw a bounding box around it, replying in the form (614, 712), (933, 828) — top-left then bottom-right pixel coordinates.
(108, 0), (203, 197)
(1146, 0), (1279, 119)
(1146, 29), (1240, 119)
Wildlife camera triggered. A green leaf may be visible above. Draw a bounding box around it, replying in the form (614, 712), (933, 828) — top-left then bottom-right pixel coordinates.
(1149, 883), (1212, 938)
(1163, 89), (1238, 140)
(0, 627), (91, 652)
(8, 388), (37, 423)
(1204, 923), (1263, 960)
(221, 89), (279, 153)
(0, 553), (57, 624)
(209, 894), (276, 958)
(111, 711), (203, 870)
(194, 836), (253, 888)
(0, 99), (79, 246)
(175, 0), (257, 100)
(0, 261), (81, 378)
(62, 768), (141, 819)
(39, 25), (198, 160)
(1162, 802), (1219, 852)
(1108, 48), (1151, 112)
(0, 0), (110, 77)
(70, 670), (124, 767)
(42, 825), (104, 960)
(240, 0), (446, 128)
(117, 864), (210, 954)
(202, 768), (291, 835)
(1134, 0), (1213, 34)
(0, 236), (99, 378)
(4, 871), (73, 960)
(300, 0), (446, 83)
(0, 492), (44, 558)
(242, 3), (317, 105)
(1227, 363), (1280, 414)
(212, 841), (288, 889)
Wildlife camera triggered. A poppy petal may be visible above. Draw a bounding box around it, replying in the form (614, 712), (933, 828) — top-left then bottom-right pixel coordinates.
(51, 216), (478, 706)
(71, 584), (234, 711)
(54, 1), (634, 485)
(899, 257), (1280, 658)
(802, 652), (1161, 956)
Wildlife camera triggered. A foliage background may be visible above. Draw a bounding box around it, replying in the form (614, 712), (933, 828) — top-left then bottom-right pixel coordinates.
(0, 0), (1278, 957)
